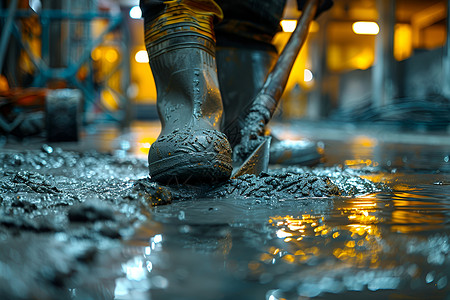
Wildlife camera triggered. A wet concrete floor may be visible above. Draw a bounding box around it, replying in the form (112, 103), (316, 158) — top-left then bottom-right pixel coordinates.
(0, 121), (449, 299)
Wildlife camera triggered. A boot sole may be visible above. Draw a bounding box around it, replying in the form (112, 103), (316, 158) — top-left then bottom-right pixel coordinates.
(149, 152), (232, 184)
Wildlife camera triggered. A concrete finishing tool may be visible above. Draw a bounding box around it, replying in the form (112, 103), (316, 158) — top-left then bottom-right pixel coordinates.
(232, 0), (320, 178)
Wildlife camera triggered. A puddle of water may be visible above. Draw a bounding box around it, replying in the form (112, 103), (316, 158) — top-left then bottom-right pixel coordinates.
(105, 126), (450, 299)
(117, 172), (450, 299)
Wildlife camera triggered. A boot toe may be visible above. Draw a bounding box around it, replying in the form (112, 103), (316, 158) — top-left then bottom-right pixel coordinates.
(148, 128), (232, 184)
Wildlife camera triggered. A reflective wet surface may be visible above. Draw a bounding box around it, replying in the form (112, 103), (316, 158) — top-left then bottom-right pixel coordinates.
(113, 123), (450, 300)
(118, 174), (450, 299)
(1, 122), (449, 299)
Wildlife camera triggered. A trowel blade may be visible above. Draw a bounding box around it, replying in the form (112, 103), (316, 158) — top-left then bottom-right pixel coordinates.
(231, 136), (271, 178)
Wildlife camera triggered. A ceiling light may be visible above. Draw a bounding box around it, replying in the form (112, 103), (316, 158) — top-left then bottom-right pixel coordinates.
(352, 21), (379, 35)
(129, 5), (142, 19)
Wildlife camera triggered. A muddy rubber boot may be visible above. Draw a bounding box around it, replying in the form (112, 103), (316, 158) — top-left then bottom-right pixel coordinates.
(216, 47), (322, 166)
(144, 2), (232, 184)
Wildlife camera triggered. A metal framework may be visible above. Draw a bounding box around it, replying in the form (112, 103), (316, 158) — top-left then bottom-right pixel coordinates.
(0, 0), (131, 126)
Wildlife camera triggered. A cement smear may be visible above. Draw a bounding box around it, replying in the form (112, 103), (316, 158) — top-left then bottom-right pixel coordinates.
(0, 146), (385, 299)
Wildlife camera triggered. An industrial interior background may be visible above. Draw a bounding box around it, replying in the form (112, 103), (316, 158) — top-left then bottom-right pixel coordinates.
(0, 0), (449, 147)
(0, 2), (450, 300)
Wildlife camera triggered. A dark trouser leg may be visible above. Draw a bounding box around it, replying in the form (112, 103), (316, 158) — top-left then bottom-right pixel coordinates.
(215, 0), (285, 147)
(215, 0), (322, 166)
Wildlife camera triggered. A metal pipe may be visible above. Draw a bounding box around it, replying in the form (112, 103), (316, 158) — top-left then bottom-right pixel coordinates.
(372, 0), (396, 108)
(0, 0), (19, 74)
(443, 0), (450, 98)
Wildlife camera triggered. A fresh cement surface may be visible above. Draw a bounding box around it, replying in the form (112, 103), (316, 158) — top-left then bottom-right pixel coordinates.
(0, 122), (449, 299)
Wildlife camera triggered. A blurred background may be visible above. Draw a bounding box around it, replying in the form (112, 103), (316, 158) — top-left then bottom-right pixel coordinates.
(0, 0), (449, 152)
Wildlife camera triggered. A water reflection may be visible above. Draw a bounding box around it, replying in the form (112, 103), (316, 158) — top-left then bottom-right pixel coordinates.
(265, 196), (383, 270)
(114, 233), (164, 299)
(120, 173), (449, 299)
(260, 178), (449, 297)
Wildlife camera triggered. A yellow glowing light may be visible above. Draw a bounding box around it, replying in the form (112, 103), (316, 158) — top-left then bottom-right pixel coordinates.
(288, 224), (305, 231)
(306, 247), (319, 255)
(314, 225), (325, 232)
(282, 254), (295, 263)
(270, 247), (280, 255)
(105, 48), (118, 63)
(310, 21), (319, 33)
(352, 21), (380, 35)
(0, 75), (9, 92)
(394, 24), (413, 61)
(101, 89), (119, 110)
(135, 50), (149, 63)
(333, 248), (342, 258)
(91, 48), (102, 61)
(353, 135), (378, 147)
(267, 214), (386, 267)
(138, 137), (157, 155)
(346, 240), (356, 248)
(280, 20), (319, 33)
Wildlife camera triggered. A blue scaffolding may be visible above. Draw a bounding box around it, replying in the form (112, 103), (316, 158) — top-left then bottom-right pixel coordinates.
(0, 0), (131, 126)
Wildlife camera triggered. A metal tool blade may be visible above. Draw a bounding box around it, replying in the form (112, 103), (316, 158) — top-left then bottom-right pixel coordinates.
(231, 136), (271, 178)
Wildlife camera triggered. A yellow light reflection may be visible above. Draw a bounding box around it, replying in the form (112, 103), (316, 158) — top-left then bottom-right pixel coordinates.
(264, 196), (384, 267)
(391, 184), (417, 192)
(353, 135), (378, 148)
(280, 20), (319, 33)
(263, 179), (446, 274)
(276, 229), (293, 238)
(345, 135), (379, 168)
(345, 159), (378, 168)
(391, 196), (445, 233)
(352, 21), (380, 35)
(342, 199), (379, 229)
(393, 192), (429, 200)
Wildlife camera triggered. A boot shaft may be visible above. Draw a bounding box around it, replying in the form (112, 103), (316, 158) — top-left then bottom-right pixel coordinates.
(143, 1), (224, 132)
(149, 43), (222, 131)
